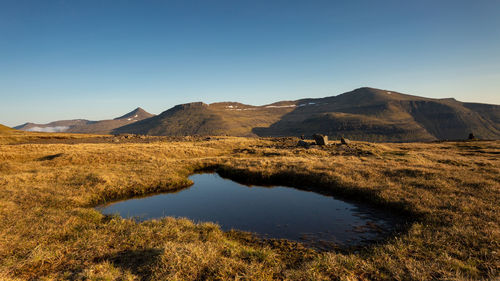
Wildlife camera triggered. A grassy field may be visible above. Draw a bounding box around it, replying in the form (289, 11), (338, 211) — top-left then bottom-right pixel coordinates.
(0, 132), (498, 280)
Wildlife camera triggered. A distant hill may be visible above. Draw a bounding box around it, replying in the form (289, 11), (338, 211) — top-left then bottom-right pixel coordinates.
(65, 107), (154, 134)
(113, 87), (500, 142)
(15, 107), (155, 134)
(0, 124), (14, 133)
(15, 120), (92, 133)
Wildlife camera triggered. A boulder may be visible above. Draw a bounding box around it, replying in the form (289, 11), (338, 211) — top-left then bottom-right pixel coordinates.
(340, 136), (350, 145)
(297, 140), (309, 147)
(313, 134), (328, 145)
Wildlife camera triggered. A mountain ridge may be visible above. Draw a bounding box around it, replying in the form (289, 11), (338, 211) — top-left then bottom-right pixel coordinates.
(15, 108), (155, 134)
(12, 87), (500, 141)
(113, 87), (500, 141)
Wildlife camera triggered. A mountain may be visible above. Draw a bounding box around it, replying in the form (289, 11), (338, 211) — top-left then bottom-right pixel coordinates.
(253, 88), (500, 141)
(113, 88), (500, 141)
(15, 108), (155, 134)
(113, 102), (292, 136)
(65, 107), (154, 134)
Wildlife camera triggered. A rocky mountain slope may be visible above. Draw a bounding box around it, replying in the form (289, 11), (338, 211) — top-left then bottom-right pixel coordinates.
(113, 102), (293, 137)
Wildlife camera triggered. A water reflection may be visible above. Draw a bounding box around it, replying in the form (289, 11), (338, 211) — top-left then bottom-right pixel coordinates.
(99, 173), (402, 249)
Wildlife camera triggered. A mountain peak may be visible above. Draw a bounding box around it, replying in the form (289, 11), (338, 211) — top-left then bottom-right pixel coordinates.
(335, 87), (429, 105)
(13, 122), (32, 129)
(114, 107), (154, 121)
(349, 87), (392, 96)
(177, 102), (208, 108)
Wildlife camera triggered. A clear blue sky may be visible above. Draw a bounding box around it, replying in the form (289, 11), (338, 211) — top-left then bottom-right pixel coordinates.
(1, 0), (499, 126)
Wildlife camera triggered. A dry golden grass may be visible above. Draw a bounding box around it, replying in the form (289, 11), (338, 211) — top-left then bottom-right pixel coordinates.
(0, 132), (498, 280)
(0, 131), (107, 145)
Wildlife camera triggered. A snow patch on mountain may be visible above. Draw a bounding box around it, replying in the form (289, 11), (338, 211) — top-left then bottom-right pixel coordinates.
(265, 105), (296, 108)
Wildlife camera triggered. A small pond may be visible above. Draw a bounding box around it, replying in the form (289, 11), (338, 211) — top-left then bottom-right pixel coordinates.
(99, 173), (403, 250)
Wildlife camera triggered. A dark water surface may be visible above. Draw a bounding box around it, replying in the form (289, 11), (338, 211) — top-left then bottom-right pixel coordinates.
(99, 173), (403, 249)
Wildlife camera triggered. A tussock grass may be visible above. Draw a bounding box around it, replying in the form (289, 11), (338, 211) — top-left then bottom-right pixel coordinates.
(0, 133), (498, 280)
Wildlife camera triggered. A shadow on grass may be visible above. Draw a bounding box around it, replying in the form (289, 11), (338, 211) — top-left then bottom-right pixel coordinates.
(97, 248), (163, 279)
(37, 153), (65, 161)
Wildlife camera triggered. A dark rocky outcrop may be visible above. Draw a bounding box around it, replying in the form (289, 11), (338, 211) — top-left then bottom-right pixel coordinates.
(313, 134), (328, 145)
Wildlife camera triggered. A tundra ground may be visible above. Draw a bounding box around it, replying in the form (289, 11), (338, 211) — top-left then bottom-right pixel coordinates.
(0, 133), (498, 280)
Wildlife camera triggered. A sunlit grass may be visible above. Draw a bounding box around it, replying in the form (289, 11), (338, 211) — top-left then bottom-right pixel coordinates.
(0, 133), (498, 280)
